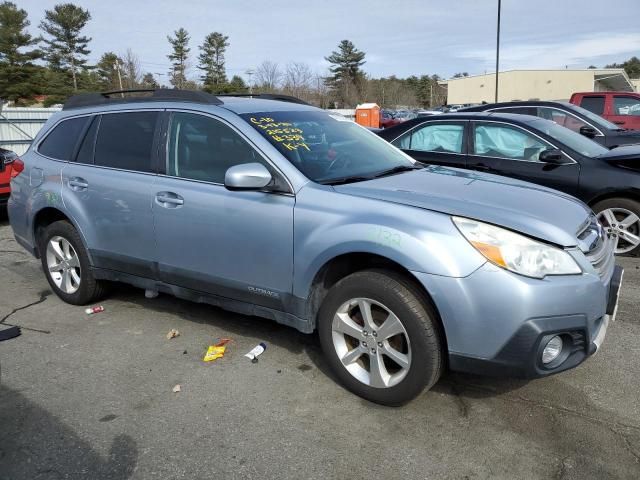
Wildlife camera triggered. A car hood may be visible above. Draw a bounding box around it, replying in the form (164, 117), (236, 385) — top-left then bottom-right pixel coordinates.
(597, 144), (640, 171)
(611, 129), (640, 147)
(333, 165), (591, 247)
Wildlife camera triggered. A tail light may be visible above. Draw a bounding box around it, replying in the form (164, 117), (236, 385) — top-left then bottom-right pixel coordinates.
(10, 157), (24, 178)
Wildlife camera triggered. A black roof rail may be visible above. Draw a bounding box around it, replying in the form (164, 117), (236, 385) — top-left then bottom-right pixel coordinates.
(216, 93), (311, 106)
(63, 88), (223, 110)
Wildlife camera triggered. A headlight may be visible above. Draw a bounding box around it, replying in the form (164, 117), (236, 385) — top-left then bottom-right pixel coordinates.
(452, 216), (581, 279)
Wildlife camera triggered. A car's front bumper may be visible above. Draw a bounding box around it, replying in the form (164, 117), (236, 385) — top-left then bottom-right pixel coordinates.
(412, 261), (622, 379)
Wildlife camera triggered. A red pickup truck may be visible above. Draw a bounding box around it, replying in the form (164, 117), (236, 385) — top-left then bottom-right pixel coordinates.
(570, 91), (640, 130)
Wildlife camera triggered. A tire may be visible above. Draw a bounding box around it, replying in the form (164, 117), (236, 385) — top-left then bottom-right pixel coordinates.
(317, 269), (443, 406)
(38, 220), (108, 305)
(593, 197), (640, 256)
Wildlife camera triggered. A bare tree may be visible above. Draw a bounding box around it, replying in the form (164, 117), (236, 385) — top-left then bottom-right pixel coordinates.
(283, 62), (313, 99)
(254, 60), (281, 92)
(122, 48), (141, 89)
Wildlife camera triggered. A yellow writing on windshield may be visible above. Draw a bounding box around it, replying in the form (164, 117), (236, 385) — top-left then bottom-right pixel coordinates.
(250, 117), (310, 152)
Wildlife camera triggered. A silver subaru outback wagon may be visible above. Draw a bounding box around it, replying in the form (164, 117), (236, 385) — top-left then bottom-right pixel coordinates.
(8, 89), (622, 405)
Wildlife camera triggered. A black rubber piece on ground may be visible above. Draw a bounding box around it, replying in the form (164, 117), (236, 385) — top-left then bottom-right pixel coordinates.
(0, 326), (21, 341)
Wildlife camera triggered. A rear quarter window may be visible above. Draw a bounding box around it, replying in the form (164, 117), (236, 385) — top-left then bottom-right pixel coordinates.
(38, 116), (89, 160)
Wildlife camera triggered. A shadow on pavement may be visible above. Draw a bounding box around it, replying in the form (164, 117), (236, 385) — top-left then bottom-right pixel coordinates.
(108, 283), (339, 380)
(0, 383), (138, 479)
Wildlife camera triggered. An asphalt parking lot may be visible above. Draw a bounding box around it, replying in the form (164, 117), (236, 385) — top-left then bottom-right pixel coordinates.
(0, 215), (639, 480)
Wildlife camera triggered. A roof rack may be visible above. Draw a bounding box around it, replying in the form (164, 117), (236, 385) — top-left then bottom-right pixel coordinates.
(63, 89), (223, 110)
(216, 93), (311, 106)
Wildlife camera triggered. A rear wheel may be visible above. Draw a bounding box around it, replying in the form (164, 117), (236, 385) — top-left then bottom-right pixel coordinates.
(318, 269), (443, 406)
(593, 198), (640, 256)
(39, 220), (108, 305)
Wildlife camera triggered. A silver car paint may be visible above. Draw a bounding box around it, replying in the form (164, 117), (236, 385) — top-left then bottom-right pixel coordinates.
(8, 99), (615, 364)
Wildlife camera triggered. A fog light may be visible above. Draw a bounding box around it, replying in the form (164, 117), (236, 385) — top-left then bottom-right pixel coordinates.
(542, 336), (563, 364)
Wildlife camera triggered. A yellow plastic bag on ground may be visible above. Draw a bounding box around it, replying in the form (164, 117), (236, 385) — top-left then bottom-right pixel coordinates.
(203, 339), (231, 362)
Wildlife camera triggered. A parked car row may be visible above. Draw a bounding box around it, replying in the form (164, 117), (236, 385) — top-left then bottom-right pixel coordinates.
(7, 89), (621, 406)
(378, 111), (640, 255)
(461, 100), (640, 148)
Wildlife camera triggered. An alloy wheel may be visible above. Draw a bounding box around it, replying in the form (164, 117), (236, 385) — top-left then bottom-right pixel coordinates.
(598, 207), (640, 254)
(331, 297), (411, 388)
(46, 235), (81, 294)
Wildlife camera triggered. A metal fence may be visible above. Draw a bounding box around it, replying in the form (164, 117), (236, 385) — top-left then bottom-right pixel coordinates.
(0, 107), (60, 155)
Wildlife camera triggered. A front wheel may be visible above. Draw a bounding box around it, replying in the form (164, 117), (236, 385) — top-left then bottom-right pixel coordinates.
(318, 270), (443, 406)
(593, 198), (640, 256)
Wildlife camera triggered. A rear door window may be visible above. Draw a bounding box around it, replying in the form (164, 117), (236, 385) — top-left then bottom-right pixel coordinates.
(579, 96), (605, 115)
(94, 111), (160, 172)
(538, 107), (589, 134)
(38, 116), (89, 160)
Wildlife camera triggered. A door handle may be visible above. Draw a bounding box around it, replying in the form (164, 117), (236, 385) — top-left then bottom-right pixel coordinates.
(155, 192), (184, 207)
(68, 177), (88, 190)
(613, 121), (625, 125)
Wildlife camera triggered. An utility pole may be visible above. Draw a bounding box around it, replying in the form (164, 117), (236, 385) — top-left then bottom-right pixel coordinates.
(495, 0), (501, 103)
(114, 59), (124, 97)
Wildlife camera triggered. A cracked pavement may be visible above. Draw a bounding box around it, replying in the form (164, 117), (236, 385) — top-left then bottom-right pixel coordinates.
(0, 214), (639, 479)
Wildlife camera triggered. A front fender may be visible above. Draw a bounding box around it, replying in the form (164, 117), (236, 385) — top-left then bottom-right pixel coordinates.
(292, 185), (486, 299)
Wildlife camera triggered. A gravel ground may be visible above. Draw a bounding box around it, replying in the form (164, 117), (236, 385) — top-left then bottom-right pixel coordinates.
(0, 215), (639, 479)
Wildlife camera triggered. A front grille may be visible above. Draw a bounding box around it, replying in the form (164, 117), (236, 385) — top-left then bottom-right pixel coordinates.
(578, 215), (615, 279)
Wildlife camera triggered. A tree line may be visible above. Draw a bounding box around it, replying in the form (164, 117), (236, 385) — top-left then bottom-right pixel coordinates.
(0, 1), (447, 108)
(1, 2), (638, 109)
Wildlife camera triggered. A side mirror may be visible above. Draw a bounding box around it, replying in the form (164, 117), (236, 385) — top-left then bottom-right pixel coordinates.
(579, 125), (597, 138)
(538, 148), (564, 164)
(224, 163), (272, 191)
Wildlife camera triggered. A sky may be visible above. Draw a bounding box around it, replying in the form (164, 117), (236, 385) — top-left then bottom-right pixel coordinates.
(20, 0), (640, 83)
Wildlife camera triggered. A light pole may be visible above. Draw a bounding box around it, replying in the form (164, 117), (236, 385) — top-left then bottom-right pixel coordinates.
(495, 0), (501, 103)
(245, 69), (254, 95)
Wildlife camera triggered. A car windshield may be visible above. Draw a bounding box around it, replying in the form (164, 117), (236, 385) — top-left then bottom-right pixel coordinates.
(560, 102), (621, 130)
(240, 110), (415, 183)
(530, 119), (609, 157)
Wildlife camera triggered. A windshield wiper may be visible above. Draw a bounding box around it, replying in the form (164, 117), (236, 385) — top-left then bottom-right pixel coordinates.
(321, 164), (423, 186)
(321, 175), (373, 186)
(370, 164), (424, 179)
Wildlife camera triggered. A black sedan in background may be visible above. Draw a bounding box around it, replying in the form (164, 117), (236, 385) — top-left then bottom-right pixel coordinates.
(378, 112), (640, 255)
(460, 101), (640, 149)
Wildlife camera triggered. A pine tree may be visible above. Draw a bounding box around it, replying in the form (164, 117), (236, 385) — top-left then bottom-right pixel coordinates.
(198, 32), (229, 91)
(0, 1), (42, 103)
(325, 40), (366, 107)
(228, 74), (247, 93)
(96, 51), (123, 91)
(39, 3), (91, 92)
(141, 72), (159, 89)
(167, 27), (190, 89)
